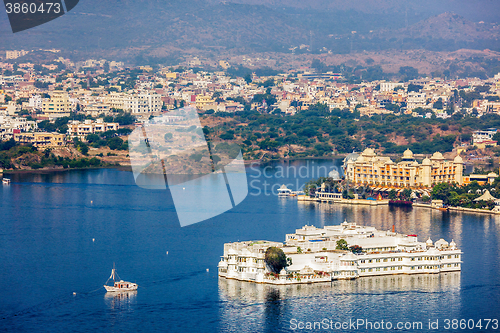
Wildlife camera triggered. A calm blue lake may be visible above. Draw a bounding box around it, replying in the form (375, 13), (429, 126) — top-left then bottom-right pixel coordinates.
(0, 159), (499, 332)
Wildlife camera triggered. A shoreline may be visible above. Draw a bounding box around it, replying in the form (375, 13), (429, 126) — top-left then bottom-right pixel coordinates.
(299, 197), (500, 216)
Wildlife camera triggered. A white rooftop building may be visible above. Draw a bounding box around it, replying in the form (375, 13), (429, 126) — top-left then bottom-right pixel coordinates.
(218, 221), (461, 284)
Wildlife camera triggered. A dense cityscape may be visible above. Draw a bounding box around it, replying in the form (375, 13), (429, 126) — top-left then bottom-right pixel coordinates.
(1, 51), (500, 169)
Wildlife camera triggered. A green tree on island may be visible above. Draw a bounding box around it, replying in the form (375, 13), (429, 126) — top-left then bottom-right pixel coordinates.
(336, 239), (349, 251)
(264, 247), (289, 274)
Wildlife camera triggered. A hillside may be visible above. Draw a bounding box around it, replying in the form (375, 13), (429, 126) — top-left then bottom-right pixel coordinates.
(0, 1), (499, 62)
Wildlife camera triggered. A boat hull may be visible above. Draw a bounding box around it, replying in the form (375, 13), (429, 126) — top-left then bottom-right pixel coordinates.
(104, 283), (138, 292)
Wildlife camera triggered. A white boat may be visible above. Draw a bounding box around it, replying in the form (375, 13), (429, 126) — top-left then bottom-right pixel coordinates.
(104, 265), (138, 292)
(2, 178), (10, 185)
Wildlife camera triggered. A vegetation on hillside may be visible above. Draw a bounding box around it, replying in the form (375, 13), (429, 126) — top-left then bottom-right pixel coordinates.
(202, 103), (500, 161)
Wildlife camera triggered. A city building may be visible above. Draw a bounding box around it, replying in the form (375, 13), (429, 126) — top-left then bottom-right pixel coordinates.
(42, 91), (73, 119)
(218, 222), (461, 284)
(6, 50), (30, 60)
(472, 128), (497, 145)
(379, 82), (403, 92)
(406, 92), (427, 111)
(343, 148), (464, 188)
(83, 103), (111, 117)
(0, 116), (37, 139)
(67, 119), (119, 140)
(13, 132), (66, 147)
(195, 95), (215, 110)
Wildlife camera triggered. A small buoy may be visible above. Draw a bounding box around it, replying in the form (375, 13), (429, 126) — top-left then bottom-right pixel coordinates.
(92, 238), (95, 242)
(91, 200), (93, 204)
(73, 292), (76, 295)
(166, 251), (168, 255)
(183, 187), (185, 190)
(206, 268), (209, 272)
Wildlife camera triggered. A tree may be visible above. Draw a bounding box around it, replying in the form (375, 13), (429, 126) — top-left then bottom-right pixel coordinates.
(264, 247), (288, 274)
(401, 188), (412, 201)
(86, 133), (100, 144)
(493, 132), (500, 143)
(107, 137), (124, 150)
(399, 66), (419, 81)
(336, 239), (349, 251)
(431, 182), (453, 205)
(388, 189), (397, 200)
(164, 133), (173, 142)
(350, 245), (363, 253)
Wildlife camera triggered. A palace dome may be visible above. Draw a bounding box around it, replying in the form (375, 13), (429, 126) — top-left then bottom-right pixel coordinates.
(422, 157), (432, 166)
(403, 149), (414, 159)
(430, 152), (444, 160)
(362, 148), (376, 157)
(453, 155), (463, 164)
(343, 152), (359, 164)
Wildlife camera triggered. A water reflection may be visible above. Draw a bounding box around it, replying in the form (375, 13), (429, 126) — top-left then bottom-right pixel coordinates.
(294, 202), (473, 244)
(104, 291), (137, 310)
(219, 273), (461, 332)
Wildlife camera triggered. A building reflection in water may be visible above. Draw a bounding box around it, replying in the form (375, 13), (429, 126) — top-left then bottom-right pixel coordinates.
(104, 291), (137, 311)
(219, 273), (460, 332)
(295, 202), (476, 245)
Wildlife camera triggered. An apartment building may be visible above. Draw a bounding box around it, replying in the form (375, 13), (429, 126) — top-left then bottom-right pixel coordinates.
(67, 119), (119, 140)
(104, 92), (161, 114)
(406, 92), (427, 111)
(13, 132), (65, 147)
(42, 91), (73, 118)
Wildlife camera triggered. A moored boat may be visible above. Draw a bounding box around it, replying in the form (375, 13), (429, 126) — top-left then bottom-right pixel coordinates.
(3, 178), (11, 185)
(104, 265), (138, 292)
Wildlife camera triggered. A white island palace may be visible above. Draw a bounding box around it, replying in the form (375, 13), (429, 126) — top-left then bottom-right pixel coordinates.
(218, 221), (461, 284)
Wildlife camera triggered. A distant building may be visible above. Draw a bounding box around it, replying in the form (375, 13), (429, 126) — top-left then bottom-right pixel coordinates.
(42, 91), (73, 119)
(195, 95), (215, 110)
(103, 92), (161, 114)
(379, 82), (403, 92)
(67, 119), (119, 140)
(6, 50), (30, 60)
(83, 103), (111, 117)
(343, 148), (464, 188)
(13, 132), (65, 147)
(472, 128), (497, 145)
(406, 92), (427, 111)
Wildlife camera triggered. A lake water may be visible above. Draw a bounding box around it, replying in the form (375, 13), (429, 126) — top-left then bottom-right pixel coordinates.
(0, 160), (499, 332)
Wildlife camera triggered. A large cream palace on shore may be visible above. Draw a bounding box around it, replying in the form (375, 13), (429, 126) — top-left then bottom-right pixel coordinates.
(343, 148), (465, 188)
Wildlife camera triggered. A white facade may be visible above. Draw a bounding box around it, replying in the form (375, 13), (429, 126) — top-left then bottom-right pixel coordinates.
(472, 129), (497, 144)
(407, 92), (427, 111)
(380, 82), (403, 92)
(67, 119), (119, 140)
(105, 92), (161, 114)
(0, 115), (37, 139)
(29, 95), (43, 110)
(218, 222), (461, 284)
